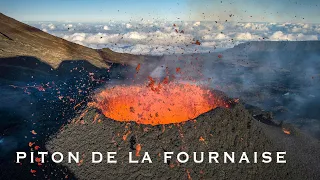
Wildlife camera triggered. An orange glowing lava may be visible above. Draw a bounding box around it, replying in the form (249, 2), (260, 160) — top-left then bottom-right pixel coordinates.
(94, 82), (227, 125)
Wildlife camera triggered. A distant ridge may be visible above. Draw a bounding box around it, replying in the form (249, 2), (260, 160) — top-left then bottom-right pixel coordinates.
(230, 41), (320, 52)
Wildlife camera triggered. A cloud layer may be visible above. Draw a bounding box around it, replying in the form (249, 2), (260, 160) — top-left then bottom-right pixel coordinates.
(30, 21), (320, 55)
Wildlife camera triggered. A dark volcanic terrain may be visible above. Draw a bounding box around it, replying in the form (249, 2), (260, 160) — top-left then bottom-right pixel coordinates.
(45, 103), (320, 180)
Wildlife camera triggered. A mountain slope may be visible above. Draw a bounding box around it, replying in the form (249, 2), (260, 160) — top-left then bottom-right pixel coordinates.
(0, 13), (110, 68)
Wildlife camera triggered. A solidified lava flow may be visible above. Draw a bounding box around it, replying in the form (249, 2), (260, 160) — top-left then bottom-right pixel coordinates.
(94, 82), (228, 125)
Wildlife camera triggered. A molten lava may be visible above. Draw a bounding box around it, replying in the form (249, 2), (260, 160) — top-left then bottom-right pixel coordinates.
(94, 82), (227, 125)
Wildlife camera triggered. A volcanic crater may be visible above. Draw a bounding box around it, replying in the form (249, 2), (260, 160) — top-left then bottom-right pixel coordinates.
(93, 82), (229, 125)
(46, 89), (320, 180)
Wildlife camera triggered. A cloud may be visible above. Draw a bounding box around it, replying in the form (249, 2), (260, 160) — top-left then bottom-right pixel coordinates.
(48, 23), (56, 30)
(201, 41), (217, 47)
(103, 25), (110, 30)
(123, 31), (147, 40)
(270, 31), (318, 41)
(64, 31), (195, 47)
(214, 23), (225, 31)
(235, 32), (262, 40)
(193, 21), (201, 27)
(65, 24), (73, 28)
(30, 21), (320, 55)
(243, 23), (269, 31)
(202, 33), (230, 40)
(126, 23), (133, 29)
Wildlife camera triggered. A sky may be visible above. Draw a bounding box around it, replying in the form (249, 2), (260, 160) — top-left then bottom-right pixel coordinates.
(1, 0), (320, 23)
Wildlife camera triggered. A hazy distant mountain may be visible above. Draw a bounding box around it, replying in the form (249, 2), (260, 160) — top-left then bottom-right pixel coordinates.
(229, 41), (320, 52)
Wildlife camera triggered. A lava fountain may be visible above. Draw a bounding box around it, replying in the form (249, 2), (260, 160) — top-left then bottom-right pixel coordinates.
(94, 82), (228, 125)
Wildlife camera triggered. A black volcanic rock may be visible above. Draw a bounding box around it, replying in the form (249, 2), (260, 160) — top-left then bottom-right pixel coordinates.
(46, 104), (320, 180)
